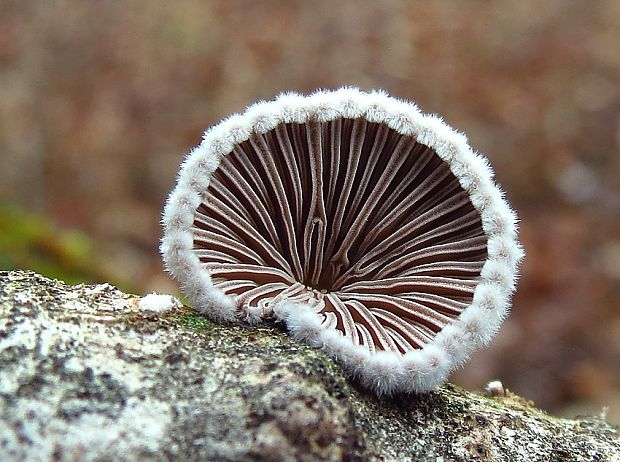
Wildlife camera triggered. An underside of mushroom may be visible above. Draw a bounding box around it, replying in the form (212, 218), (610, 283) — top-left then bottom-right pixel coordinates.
(161, 88), (523, 395)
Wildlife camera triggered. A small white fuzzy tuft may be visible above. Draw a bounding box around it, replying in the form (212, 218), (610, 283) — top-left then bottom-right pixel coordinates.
(484, 380), (506, 397)
(138, 293), (182, 313)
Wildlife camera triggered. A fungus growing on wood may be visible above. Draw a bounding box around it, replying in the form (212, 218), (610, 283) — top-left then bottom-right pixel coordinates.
(161, 88), (523, 395)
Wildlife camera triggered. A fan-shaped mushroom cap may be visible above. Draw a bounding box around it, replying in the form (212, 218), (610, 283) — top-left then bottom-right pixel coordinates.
(161, 88), (523, 395)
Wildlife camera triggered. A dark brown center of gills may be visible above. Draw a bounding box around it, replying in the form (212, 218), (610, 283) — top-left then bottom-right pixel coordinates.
(192, 118), (487, 353)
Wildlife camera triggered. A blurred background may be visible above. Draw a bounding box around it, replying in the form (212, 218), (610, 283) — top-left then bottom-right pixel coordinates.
(1, 1), (618, 423)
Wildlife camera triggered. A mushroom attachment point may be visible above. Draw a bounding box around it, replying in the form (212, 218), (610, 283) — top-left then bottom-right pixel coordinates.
(161, 88), (523, 395)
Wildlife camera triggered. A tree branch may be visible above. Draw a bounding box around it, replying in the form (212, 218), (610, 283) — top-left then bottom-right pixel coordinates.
(0, 271), (618, 461)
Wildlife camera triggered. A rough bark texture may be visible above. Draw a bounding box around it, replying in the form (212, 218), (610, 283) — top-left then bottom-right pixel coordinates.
(0, 270), (618, 462)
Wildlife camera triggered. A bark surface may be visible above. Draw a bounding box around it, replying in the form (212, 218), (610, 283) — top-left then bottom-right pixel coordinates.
(0, 271), (618, 461)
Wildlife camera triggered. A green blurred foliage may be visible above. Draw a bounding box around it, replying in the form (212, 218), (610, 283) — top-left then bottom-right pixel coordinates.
(0, 202), (129, 289)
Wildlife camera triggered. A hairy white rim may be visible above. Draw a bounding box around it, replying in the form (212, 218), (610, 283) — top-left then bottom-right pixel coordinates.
(161, 87), (523, 396)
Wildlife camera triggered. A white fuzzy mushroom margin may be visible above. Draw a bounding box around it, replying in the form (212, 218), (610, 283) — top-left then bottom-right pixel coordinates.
(160, 87), (524, 396)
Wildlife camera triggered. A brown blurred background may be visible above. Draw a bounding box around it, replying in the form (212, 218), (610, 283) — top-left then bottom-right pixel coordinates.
(1, 1), (618, 423)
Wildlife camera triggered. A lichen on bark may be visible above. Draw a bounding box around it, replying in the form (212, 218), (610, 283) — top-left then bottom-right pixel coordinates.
(0, 270), (618, 461)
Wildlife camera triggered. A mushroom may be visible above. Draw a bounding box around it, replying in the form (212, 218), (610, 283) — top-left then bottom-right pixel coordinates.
(161, 88), (523, 395)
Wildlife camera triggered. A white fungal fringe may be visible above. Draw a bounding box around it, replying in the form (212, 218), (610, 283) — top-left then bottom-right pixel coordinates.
(161, 87), (523, 396)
